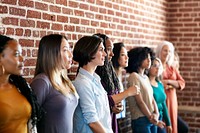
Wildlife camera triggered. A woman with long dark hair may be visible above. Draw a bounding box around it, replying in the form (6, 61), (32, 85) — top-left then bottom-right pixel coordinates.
(0, 35), (43, 133)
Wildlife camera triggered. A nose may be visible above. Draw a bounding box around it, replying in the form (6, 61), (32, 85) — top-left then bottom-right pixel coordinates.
(104, 51), (107, 57)
(110, 51), (114, 57)
(68, 51), (73, 58)
(19, 55), (24, 62)
(125, 55), (128, 60)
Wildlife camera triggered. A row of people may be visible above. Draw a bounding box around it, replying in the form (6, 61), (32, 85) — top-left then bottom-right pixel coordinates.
(0, 34), (187, 133)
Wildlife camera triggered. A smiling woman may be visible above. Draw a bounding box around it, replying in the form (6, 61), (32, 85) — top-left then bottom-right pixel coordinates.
(0, 34), (43, 133)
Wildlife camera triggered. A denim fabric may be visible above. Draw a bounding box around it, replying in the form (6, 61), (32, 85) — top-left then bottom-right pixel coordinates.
(158, 115), (167, 133)
(131, 116), (157, 133)
(73, 68), (113, 133)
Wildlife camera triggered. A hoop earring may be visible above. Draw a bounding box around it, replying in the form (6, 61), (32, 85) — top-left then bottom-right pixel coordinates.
(0, 65), (5, 76)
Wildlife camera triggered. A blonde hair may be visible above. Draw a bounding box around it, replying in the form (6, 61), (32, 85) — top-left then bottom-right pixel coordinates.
(155, 41), (174, 66)
(154, 57), (163, 76)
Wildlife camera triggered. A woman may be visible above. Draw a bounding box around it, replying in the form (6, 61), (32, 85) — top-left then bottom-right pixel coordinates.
(111, 42), (128, 127)
(148, 57), (172, 133)
(111, 42), (130, 132)
(125, 47), (164, 133)
(0, 35), (42, 133)
(30, 34), (79, 133)
(73, 35), (112, 133)
(95, 34), (140, 133)
(156, 41), (185, 133)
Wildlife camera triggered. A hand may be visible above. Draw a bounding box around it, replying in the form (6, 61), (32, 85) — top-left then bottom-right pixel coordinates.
(162, 80), (168, 89)
(149, 114), (158, 124)
(166, 126), (172, 133)
(111, 102), (123, 114)
(128, 85), (140, 96)
(157, 121), (165, 129)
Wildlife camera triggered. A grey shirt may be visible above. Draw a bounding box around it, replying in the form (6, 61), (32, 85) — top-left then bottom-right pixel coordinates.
(31, 73), (78, 133)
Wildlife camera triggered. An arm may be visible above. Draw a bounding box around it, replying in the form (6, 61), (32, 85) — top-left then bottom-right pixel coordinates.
(30, 75), (49, 105)
(73, 79), (107, 132)
(162, 67), (185, 90)
(111, 85), (140, 104)
(134, 93), (152, 119)
(89, 122), (106, 133)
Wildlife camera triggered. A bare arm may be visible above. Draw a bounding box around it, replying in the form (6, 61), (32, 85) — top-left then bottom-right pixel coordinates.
(89, 121), (106, 133)
(111, 85), (140, 104)
(134, 93), (152, 119)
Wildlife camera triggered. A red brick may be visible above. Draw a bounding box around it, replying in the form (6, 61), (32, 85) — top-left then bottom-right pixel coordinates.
(18, 0), (34, 7)
(1, 0), (17, 5)
(0, 5), (8, 13)
(49, 5), (61, 13)
(3, 17), (18, 26)
(19, 39), (34, 47)
(27, 10), (41, 19)
(56, 0), (67, 6)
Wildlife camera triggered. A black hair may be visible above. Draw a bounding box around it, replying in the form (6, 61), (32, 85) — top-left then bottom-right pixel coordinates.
(94, 33), (120, 95)
(73, 35), (102, 68)
(0, 34), (14, 53)
(9, 75), (44, 126)
(125, 47), (155, 74)
(111, 42), (125, 69)
(0, 35), (44, 127)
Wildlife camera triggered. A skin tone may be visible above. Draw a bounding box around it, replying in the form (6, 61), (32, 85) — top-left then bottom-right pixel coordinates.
(113, 46), (129, 113)
(104, 39), (140, 114)
(60, 38), (73, 70)
(160, 45), (180, 89)
(0, 40), (24, 89)
(149, 59), (172, 133)
(82, 42), (107, 133)
(118, 47), (128, 68)
(105, 39), (114, 61)
(134, 54), (165, 127)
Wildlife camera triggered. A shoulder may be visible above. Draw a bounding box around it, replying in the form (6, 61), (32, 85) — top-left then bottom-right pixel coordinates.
(31, 73), (50, 88)
(129, 72), (139, 79)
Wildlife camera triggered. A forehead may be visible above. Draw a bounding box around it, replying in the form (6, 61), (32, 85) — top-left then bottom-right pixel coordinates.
(4, 40), (21, 51)
(153, 59), (160, 64)
(61, 38), (69, 47)
(162, 45), (169, 50)
(120, 47), (127, 52)
(105, 39), (113, 48)
(99, 42), (104, 48)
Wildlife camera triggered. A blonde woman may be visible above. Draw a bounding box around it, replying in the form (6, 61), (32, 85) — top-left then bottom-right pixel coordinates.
(156, 41), (185, 133)
(31, 34), (79, 133)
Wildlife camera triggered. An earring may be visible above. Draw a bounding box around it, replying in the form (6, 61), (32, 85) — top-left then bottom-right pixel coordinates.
(0, 65), (5, 76)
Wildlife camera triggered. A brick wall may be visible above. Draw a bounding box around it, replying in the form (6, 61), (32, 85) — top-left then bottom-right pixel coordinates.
(167, 1), (200, 132)
(0, 0), (199, 132)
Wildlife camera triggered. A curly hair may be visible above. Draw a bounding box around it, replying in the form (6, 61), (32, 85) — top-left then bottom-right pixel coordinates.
(125, 47), (155, 74)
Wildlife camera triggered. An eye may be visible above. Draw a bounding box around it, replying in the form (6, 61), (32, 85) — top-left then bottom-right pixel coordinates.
(14, 52), (21, 57)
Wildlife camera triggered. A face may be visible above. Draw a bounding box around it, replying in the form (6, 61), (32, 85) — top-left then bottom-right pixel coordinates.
(141, 54), (151, 69)
(91, 43), (107, 66)
(105, 39), (114, 61)
(149, 59), (160, 77)
(161, 45), (170, 62)
(0, 40), (24, 76)
(60, 38), (73, 70)
(173, 54), (179, 70)
(118, 47), (128, 68)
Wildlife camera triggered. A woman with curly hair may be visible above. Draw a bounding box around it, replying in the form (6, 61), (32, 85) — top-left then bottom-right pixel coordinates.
(126, 47), (164, 133)
(94, 33), (140, 133)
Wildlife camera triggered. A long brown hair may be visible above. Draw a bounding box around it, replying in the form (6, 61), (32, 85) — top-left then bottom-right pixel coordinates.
(35, 34), (76, 96)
